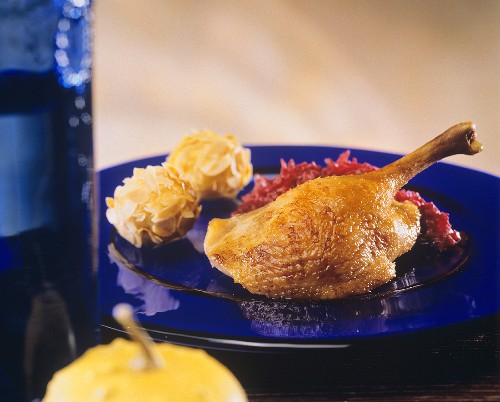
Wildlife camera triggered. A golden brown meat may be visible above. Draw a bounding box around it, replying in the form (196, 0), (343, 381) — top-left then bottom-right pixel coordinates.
(204, 122), (482, 299)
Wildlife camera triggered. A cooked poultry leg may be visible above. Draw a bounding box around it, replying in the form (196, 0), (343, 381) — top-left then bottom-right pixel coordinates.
(204, 122), (482, 299)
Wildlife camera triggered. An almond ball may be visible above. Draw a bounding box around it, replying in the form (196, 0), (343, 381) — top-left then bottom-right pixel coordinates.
(168, 130), (252, 199)
(106, 162), (201, 247)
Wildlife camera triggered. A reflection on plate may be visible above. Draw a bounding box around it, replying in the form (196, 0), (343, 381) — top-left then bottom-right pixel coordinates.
(108, 242), (180, 316)
(98, 146), (498, 350)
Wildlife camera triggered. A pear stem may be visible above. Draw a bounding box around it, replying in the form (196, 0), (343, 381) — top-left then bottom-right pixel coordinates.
(112, 303), (164, 370)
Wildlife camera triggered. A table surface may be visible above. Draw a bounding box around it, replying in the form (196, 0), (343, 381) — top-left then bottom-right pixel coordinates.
(235, 315), (499, 401)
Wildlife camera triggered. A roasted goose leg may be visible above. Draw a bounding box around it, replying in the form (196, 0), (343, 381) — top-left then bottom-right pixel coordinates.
(204, 122), (482, 300)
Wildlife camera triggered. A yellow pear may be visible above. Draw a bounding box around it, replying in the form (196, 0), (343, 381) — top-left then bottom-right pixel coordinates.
(43, 304), (247, 402)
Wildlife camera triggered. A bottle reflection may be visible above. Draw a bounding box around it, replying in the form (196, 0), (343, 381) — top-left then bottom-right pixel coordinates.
(108, 243), (180, 316)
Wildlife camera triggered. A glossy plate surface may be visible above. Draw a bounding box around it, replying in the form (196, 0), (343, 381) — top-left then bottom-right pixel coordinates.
(98, 146), (498, 350)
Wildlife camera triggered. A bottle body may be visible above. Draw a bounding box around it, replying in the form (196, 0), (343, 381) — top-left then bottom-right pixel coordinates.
(0, 1), (96, 400)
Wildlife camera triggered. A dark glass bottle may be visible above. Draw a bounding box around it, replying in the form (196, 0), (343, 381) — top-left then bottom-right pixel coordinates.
(0, 1), (97, 400)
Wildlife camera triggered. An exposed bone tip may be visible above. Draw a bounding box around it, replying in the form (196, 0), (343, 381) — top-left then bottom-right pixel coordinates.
(445, 121), (482, 155)
(460, 121), (483, 155)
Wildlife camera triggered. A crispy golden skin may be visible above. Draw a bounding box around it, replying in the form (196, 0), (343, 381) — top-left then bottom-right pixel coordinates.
(205, 175), (420, 299)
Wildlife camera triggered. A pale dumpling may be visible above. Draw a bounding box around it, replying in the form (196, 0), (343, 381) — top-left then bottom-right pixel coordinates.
(168, 130), (252, 199)
(106, 162), (201, 247)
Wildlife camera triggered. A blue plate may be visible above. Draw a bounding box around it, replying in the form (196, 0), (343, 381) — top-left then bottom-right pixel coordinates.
(98, 146), (499, 350)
